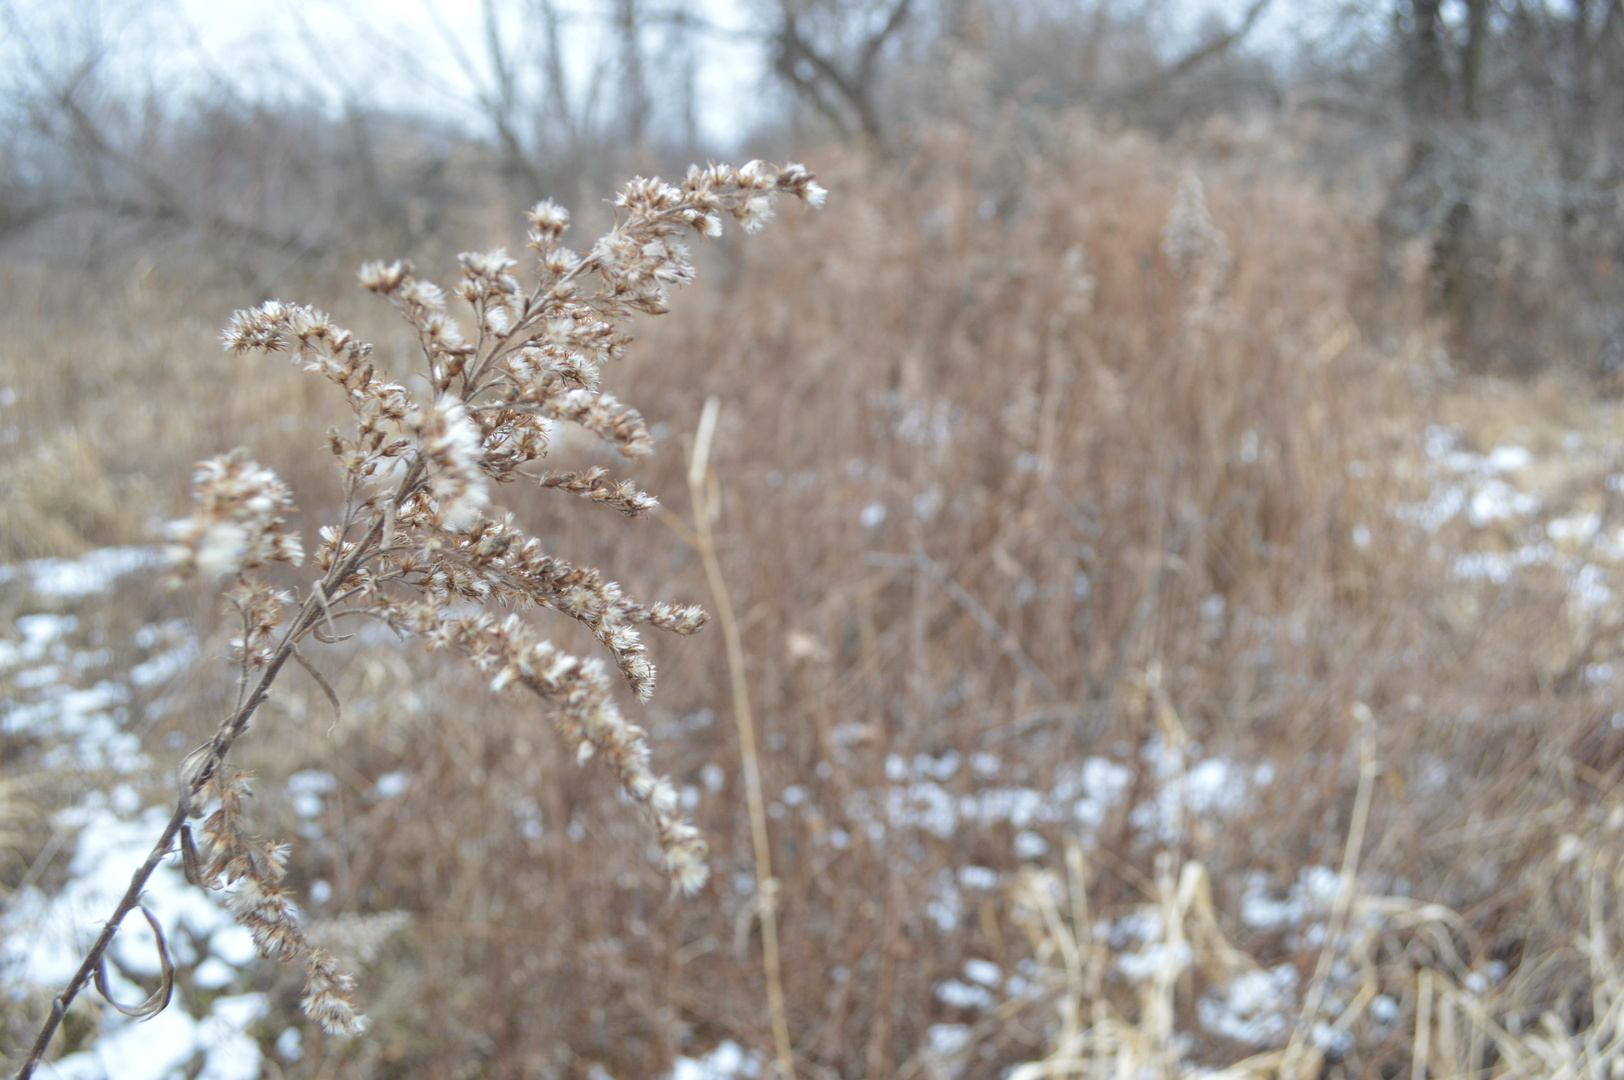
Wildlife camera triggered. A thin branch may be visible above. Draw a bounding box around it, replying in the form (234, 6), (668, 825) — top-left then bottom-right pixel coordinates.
(856, 0), (914, 88)
(774, 10), (878, 140)
(1116, 0), (1274, 102)
(14, 459), (425, 1080)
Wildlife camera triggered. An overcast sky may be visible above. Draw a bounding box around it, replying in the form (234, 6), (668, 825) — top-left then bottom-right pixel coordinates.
(3, 0), (1344, 150)
(0, 0), (768, 149)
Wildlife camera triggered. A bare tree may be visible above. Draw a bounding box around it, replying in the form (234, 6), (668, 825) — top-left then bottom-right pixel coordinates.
(1110, 0), (1274, 105)
(0, 0), (350, 281)
(1349, 0), (1624, 371)
(757, 0), (1281, 145)
(765, 0), (916, 144)
(312, 0), (709, 204)
(616, 0), (652, 148)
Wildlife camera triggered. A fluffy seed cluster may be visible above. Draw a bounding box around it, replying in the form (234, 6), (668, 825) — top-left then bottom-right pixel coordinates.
(360, 510), (707, 699)
(192, 769), (366, 1035)
(1160, 171), (1232, 321)
(15, 161), (820, 1075)
(414, 394), (490, 530)
(393, 604), (708, 894)
(160, 160), (823, 1030)
(225, 581), (291, 670)
(165, 449), (304, 579)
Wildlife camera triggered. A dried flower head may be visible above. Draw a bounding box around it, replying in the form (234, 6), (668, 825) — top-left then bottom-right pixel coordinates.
(165, 449), (303, 579)
(1161, 171), (1230, 276)
(415, 393), (490, 530)
(18, 159), (824, 1076)
(1161, 171), (1233, 324)
(190, 768), (367, 1033)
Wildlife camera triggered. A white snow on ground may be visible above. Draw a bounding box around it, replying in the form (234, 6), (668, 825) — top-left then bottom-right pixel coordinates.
(374, 771), (412, 798)
(1240, 866), (1342, 931)
(963, 958), (1002, 986)
(44, 992), (269, 1080)
(935, 976), (997, 1010)
(926, 869), (965, 933)
(1089, 862), (1405, 1053)
(0, 546), (162, 597)
(1197, 964), (1298, 1044)
(287, 769), (337, 819)
(956, 865), (998, 890)
(1116, 940), (1194, 982)
(920, 1022), (974, 1080)
(129, 639), (199, 688)
(6, 431), (1582, 1080)
(4, 802), (235, 987)
(0, 548), (265, 1080)
(1399, 429), (1541, 531)
(667, 1040), (762, 1080)
(846, 743), (1267, 880)
(1400, 425), (1624, 615)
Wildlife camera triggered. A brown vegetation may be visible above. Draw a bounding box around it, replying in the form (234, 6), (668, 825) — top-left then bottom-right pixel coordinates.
(4, 4), (1624, 1076)
(4, 111), (1623, 1079)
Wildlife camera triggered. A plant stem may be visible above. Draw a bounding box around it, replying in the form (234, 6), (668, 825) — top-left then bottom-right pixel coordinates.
(14, 459), (424, 1080)
(686, 397), (796, 1080)
(14, 635), (303, 1080)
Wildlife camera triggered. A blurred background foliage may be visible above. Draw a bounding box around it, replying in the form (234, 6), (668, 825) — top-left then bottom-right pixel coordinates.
(1, 0), (1620, 376)
(6, 3), (1624, 1080)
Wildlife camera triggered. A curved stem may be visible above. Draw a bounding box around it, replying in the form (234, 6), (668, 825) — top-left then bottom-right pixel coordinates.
(14, 626), (307, 1080)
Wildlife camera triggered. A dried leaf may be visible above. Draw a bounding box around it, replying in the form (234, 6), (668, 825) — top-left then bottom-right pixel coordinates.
(179, 825), (206, 888)
(93, 906), (174, 1020)
(176, 743), (213, 811)
(293, 646), (343, 718)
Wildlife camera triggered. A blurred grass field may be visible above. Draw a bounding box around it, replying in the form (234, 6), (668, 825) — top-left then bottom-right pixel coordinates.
(5, 114), (1624, 1079)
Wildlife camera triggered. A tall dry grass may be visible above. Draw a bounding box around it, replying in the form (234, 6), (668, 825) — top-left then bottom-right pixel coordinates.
(4, 113), (1622, 1079)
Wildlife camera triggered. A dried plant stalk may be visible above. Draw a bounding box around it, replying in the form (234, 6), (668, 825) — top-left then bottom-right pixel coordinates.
(15, 160), (824, 1080)
(684, 396), (796, 1079)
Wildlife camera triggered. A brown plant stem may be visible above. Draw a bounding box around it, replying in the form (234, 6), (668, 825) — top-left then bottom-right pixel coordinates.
(14, 459), (424, 1080)
(685, 396), (796, 1080)
(1279, 701), (1380, 1078)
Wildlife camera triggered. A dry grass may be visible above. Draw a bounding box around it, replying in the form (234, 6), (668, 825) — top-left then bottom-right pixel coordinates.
(4, 113), (1623, 1079)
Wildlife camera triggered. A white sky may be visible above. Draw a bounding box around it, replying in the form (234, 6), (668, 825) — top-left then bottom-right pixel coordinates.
(0, 0), (769, 148)
(2, 0), (1357, 150)
(177, 0), (770, 148)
